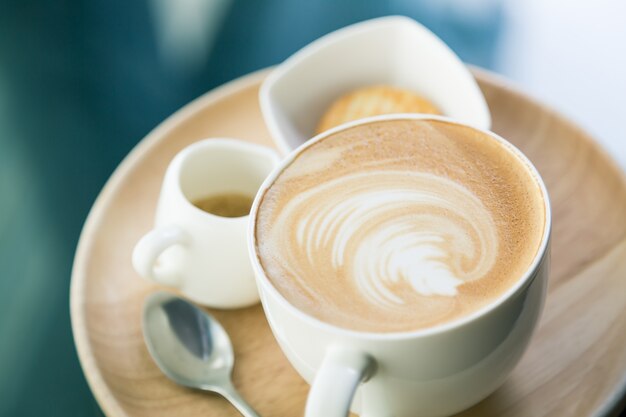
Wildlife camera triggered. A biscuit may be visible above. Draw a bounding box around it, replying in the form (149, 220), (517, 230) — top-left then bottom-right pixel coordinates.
(316, 85), (441, 134)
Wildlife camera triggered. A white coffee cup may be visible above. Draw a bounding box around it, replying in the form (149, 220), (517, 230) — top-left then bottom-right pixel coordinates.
(248, 115), (551, 417)
(133, 138), (280, 308)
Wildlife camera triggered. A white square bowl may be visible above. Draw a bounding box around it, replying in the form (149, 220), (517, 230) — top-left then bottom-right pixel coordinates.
(260, 16), (491, 154)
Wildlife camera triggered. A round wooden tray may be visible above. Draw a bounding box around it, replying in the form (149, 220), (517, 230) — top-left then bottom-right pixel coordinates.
(71, 68), (626, 417)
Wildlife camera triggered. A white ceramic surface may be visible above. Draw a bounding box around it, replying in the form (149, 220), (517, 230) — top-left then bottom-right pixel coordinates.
(133, 138), (280, 308)
(248, 115), (551, 417)
(260, 16), (491, 154)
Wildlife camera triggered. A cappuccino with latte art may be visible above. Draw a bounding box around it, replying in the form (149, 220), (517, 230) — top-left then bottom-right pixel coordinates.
(255, 119), (546, 332)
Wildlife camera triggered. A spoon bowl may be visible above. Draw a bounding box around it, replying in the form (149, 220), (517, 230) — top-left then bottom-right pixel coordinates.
(143, 292), (260, 416)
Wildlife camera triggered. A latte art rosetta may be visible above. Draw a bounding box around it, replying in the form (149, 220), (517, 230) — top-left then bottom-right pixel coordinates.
(255, 119), (546, 332)
(280, 171), (498, 308)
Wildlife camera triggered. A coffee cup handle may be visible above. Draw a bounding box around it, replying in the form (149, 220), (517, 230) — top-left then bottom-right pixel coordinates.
(305, 346), (376, 417)
(132, 225), (189, 287)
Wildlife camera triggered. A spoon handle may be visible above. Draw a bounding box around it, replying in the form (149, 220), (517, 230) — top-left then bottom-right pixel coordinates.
(218, 382), (261, 417)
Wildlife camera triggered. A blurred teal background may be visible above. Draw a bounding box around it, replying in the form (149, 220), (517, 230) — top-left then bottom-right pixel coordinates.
(0, 0), (624, 416)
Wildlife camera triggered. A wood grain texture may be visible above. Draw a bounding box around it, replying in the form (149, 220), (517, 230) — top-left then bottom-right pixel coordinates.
(70, 68), (626, 417)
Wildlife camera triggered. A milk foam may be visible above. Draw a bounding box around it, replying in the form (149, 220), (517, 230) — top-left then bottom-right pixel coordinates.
(256, 119), (545, 332)
(283, 171), (497, 306)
